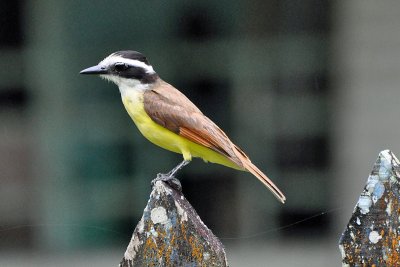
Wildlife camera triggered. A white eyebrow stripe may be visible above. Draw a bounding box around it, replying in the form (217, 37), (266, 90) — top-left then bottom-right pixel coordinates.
(99, 55), (155, 74)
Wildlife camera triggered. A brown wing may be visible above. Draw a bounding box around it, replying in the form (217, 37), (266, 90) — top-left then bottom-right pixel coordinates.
(143, 81), (286, 203)
(143, 81), (243, 166)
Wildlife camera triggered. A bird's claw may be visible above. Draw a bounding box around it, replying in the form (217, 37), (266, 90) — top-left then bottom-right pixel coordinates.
(152, 173), (182, 192)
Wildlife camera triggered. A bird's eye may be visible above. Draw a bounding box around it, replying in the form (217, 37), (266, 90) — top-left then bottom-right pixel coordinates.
(114, 63), (130, 72)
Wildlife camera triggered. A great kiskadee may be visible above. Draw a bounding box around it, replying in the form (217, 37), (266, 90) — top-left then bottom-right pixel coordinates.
(80, 51), (285, 203)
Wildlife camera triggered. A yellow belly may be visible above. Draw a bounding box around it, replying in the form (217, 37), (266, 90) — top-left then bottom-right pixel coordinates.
(121, 94), (241, 170)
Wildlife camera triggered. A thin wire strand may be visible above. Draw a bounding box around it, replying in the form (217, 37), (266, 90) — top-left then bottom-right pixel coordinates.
(220, 206), (344, 240)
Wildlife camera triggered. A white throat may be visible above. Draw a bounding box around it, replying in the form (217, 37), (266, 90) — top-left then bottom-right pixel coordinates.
(101, 75), (151, 96)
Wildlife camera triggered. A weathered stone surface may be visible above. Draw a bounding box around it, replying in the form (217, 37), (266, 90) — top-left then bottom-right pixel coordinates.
(119, 179), (228, 267)
(339, 150), (400, 266)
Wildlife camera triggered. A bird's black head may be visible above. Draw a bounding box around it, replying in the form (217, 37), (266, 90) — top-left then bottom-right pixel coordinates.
(80, 50), (159, 85)
(112, 50), (150, 65)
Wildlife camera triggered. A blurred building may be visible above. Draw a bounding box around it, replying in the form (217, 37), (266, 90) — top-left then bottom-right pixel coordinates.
(1, 1), (400, 266)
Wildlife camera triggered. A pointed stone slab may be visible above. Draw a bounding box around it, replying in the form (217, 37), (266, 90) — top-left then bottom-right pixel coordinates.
(339, 150), (400, 266)
(119, 180), (228, 267)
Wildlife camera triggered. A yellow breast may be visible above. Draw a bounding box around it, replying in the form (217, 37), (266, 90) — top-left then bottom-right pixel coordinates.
(121, 91), (241, 170)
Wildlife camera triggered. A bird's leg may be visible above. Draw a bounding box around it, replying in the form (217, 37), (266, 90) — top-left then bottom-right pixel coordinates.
(166, 160), (190, 177)
(152, 160), (190, 191)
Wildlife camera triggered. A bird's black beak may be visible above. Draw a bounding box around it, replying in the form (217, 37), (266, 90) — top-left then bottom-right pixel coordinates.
(80, 65), (108, 75)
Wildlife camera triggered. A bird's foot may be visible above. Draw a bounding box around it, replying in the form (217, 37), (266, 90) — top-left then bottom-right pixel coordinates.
(151, 160), (190, 192)
(152, 173), (182, 192)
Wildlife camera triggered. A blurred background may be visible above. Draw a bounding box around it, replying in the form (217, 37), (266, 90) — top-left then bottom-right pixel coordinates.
(1, 0), (400, 266)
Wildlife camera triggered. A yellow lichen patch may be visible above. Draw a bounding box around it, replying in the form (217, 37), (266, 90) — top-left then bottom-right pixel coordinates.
(144, 237), (157, 255)
(381, 228), (400, 266)
(156, 229), (167, 259)
(188, 235), (204, 265)
(180, 222), (188, 242)
(142, 239), (158, 267)
(165, 233), (176, 266)
(141, 223), (171, 266)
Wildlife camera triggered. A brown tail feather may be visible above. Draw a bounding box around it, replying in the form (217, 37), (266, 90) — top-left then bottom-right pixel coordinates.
(244, 161), (286, 203)
(231, 144), (286, 203)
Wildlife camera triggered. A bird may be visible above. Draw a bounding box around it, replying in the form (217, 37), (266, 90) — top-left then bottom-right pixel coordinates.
(80, 50), (286, 203)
